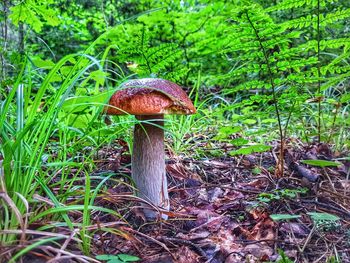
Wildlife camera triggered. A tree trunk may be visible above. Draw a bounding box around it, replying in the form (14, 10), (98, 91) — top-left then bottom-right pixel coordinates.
(1, 0), (9, 82)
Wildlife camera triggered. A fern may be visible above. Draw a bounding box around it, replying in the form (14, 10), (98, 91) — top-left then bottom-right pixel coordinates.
(220, 0), (349, 145)
(266, 0), (336, 12)
(113, 27), (183, 80)
(321, 8), (350, 25)
(269, 0), (350, 142)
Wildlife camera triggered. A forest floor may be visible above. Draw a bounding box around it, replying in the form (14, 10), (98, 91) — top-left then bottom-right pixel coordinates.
(20, 140), (350, 263)
(86, 140), (350, 263)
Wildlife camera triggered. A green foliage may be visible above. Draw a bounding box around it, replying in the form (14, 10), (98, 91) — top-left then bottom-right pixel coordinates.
(308, 212), (341, 232)
(275, 249), (294, 263)
(116, 26), (183, 78)
(301, 159), (342, 167)
(270, 214), (302, 221)
(9, 0), (60, 32)
(214, 0), (350, 147)
(214, 126), (242, 140)
(229, 144), (271, 155)
(326, 256), (341, 263)
(258, 188), (308, 203)
(0, 27), (126, 254)
(96, 254), (140, 263)
(308, 212), (340, 222)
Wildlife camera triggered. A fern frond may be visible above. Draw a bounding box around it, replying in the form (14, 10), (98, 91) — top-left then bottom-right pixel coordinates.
(320, 38), (350, 50)
(321, 71), (350, 91)
(321, 8), (350, 26)
(321, 64), (350, 75)
(148, 46), (182, 73)
(138, 27), (150, 53)
(266, 0), (335, 12)
(282, 14), (316, 30)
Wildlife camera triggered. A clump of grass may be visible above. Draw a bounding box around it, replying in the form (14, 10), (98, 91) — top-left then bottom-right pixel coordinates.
(0, 29), (131, 259)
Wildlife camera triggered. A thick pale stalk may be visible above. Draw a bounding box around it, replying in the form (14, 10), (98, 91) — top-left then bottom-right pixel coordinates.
(132, 114), (169, 219)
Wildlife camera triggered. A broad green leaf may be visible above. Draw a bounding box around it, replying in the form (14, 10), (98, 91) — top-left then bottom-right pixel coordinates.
(230, 138), (249, 146)
(66, 114), (93, 129)
(219, 126), (241, 134)
(307, 212), (340, 222)
(90, 70), (108, 85)
(96, 254), (139, 262)
(96, 255), (119, 260)
(261, 118), (277, 124)
(242, 119), (256, 125)
(9, 1), (59, 33)
(10, 5), (43, 32)
(270, 214), (301, 221)
(118, 254), (140, 262)
(301, 160), (341, 167)
(32, 57), (55, 69)
(214, 126), (241, 140)
(230, 144), (272, 155)
(61, 97), (91, 113)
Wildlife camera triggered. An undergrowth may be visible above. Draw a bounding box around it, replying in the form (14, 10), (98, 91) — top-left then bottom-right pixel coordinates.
(0, 0), (349, 261)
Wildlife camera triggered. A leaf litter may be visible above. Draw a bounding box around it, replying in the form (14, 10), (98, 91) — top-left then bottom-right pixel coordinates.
(5, 140), (350, 263)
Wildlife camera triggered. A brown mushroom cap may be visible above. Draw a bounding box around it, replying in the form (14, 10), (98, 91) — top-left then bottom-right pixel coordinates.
(106, 78), (196, 115)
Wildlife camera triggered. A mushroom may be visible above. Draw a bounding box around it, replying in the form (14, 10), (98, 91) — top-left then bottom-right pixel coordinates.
(106, 78), (196, 219)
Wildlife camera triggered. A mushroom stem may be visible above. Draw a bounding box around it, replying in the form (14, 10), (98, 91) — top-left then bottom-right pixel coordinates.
(132, 114), (169, 220)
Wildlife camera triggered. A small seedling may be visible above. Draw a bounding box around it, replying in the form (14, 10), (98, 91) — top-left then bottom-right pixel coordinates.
(308, 212), (341, 233)
(275, 249), (294, 263)
(258, 188), (308, 203)
(252, 167), (262, 175)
